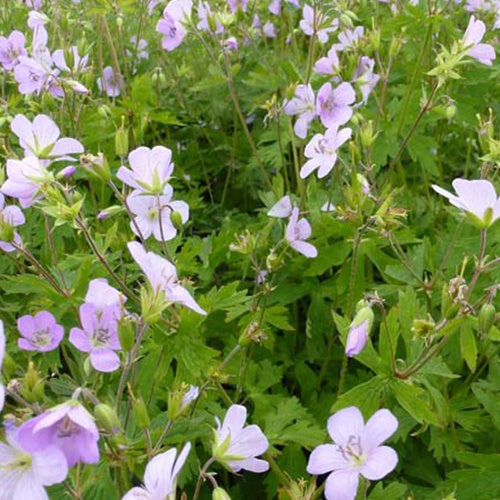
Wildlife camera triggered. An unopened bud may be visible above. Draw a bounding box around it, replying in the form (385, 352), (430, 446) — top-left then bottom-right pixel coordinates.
(115, 116), (129, 157)
(132, 397), (150, 429)
(238, 321), (266, 346)
(117, 316), (136, 351)
(170, 210), (184, 231)
(213, 487), (232, 500)
(411, 318), (435, 338)
(57, 165), (77, 179)
(97, 205), (124, 220)
(478, 303), (496, 336)
(94, 403), (121, 434)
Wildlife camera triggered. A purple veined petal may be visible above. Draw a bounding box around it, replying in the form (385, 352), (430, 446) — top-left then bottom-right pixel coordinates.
(317, 155), (337, 178)
(333, 82), (356, 106)
(150, 145), (174, 179)
(31, 446), (68, 485)
(68, 405), (99, 437)
(2, 205), (25, 226)
(228, 424), (269, 458)
(130, 216), (154, 239)
(122, 486), (148, 499)
(116, 166), (139, 190)
(18, 338), (39, 351)
(167, 283), (206, 315)
(360, 445), (398, 481)
(431, 184), (464, 210)
(326, 105), (353, 128)
(86, 278), (126, 309)
(463, 15), (485, 46)
(291, 240), (318, 258)
(294, 115), (312, 139)
(69, 327), (92, 353)
(32, 406), (69, 433)
(304, 133), (324, 158)
(229, 457), (269, 473)
(12, 474), (49, 500)
(33, 310), (56, 330)
(79, 303), (98, 333)
(324, 469), (359, 500)
(154, 216), (177, 242)
(267, 195), (293, 218)
(17, 314), (36, 339)
(0, 384), (4, 413)
(360, 409), (398, 452)
(468, 43), (496, 65)
(59, 427), (100, 466)
(295, 218), (312, 240)
(90, 348), (121, 372)
(333, 127), (352, 148)
(127, 146), (151, 175)
(10, 114), (36, 153)
(144, 448), (177, 494)
(300, 158), (321, 179)
(327, 407), (364, 446)
(50, 138), (84, 158)
(307, 443), (350, 475)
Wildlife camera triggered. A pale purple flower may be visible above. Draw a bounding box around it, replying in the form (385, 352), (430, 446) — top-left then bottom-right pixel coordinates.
(27, 11), (49, 30)
(197, 1), (224, 34)
(462, 15), (496, 66)
(225, 36), (238, 51)
(263, 21), (277, 38)
(321, 201), (336, 212)
(213, 404), (269, 473)
(128, 241), (206, 315)
(52, 46), (90, 74)
(10, 114), (84, 160)
(301, 125), (352, 179)
(0, 31), (27, 70)
(157, 0), (192, 52)
(269, 0), (299, 14)
(307, 407), (398, 500)
(58, 165), (76, 178)
(299, 5), (338, 44)
(353, 57), (380, 105)
(0, 193), (25, 252)
(432, 178), (500, 228)
(283, 84), (316, 139)
(149, 0), (161, 14)
(0, 424), (68, 500)
(127, 191), (189, 242)
(314, 46), (340, 76)
(97, 66), (121, 97)
(285, 207), (317, 258)
(69, 304), (122, 372)
(316, 82), (356, 128)
(333, 27), (364, 52)
(267, 195), (293, 218)
(122, 443), (191, 500)
(17, 311), (63, 352)
(117, 146), (174, 194)
(228, 0), (248, 12)
(127, 37), (149, 60)
(1, 157), (52, 208)
(345, 320), (368, 357)
(85, 278), (127, 314)
(19, 0), (42, 9)
(13, 56), (53, 95)
(181, 386), (199, 410)
(0, 320), (5, 412)
(17, 400), (100, 468)
(465, 0), (490, 11)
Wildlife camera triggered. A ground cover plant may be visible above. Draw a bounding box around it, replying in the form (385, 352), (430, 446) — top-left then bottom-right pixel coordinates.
(0, 0), (499, 498)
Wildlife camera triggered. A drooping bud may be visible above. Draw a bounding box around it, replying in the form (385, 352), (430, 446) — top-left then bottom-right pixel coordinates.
(478, 303), (496, 336)
(117, 316), (136, 351)
(213, 487), (232, 500)
(170, 210), (184, 231)
(132, 397), (151, 429)
(345, 304), (374, 357)
(115, 116), (129, 157)
(97, 205), (125, 220)
(94, 403), (122, 434)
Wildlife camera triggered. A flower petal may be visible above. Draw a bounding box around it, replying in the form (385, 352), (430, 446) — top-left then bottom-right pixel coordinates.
(360, 445), (398, 480)
(327, 407), (364, 447)
(324, 469), (359, 500)
(307, 444), (350, 475)
(90, 348), (121, 372)
(361, 409), (398, 452)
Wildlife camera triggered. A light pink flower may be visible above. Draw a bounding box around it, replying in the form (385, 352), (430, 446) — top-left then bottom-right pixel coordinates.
(285, 207), (317, 258)
(462, 15), (496, 66)
(333, 27), (364, 52)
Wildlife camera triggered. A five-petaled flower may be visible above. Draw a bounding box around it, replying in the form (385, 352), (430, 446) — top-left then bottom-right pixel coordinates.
(316, 82), (356, 129)
(213, 404), (269, 473)
(17, 310), (64, 352)
(122, 443), (191, 500)
(17, 400), (100, 468)
(462, 15), (496, 66)
(157, 0), (193, 51)
(432, 178), (500, 228)
(307, 406), (398, 500)
(285, 207), (318, 258)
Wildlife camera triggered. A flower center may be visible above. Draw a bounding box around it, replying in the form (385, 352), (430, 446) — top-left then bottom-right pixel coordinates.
(93, 327), (110, 346)
(336, 435), (366, 467)
(33, 328), (51, 347)
(57, 416), (79, 438)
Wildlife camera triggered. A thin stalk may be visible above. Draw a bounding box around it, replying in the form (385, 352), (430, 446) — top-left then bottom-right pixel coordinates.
(192, 457), (217, 500)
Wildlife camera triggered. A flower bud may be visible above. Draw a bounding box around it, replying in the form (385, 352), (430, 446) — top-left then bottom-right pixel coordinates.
(132, 397), (151, 429)
(97, 205), (125, 220)
(116, 16), (123, 29)
(94, 403), (122, 434)
(170, 210), (184, 231)
(0, 220), (14, 243)
(411, 317), (435, 338)
(478, 303), (496, 336)
(117, 316), (136, 351)
(213, 487), (232, 500)
(56, 165), (77, 180)
(80, 153), (110, 182)
(360, 120), (376, 148)
(345, 306), (374, 357)
(115, 116), (129, 157)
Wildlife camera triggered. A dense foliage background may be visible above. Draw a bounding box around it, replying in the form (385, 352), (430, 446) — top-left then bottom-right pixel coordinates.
(0, 0), (499, 498)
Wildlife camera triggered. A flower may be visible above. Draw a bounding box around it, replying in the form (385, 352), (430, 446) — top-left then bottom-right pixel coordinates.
(283, 84), (316, 139)
(181, 385), (199, 410)
(353, 57), (379, 105)
(345, 321), (368, 357)
(197, 0), (224, 33)
(17, 311), (64, 352)
(117, 146), (174, 194)
(0, 31), (27, 70)
(0, 320), (5, 412)
(157, 0), (193, 51)
(213, 404), (269, 473)
(10, 114), (84, 161)
(97, 66), (122, 97)
(462, 16), (496, 66)
(128, 241), (206, 315)
(263, 21), (277, 38)
(333, 27), (364, 52)
(300, 5), (338, 43)
(127, 191), (189, 242)
(300, 125), (352, 179)
(285, 207), (317, 258)
(316, 82), (356, 128)
(122, 443), (191, 500)
(0, 424), (68, 500)
(69, 303), (122, 372)
(431, 178), (500, 228)
(307, 407), (398, 500)
(1, 157), (53, 208)
(267, 195), (293, 218)
(85, 278), (127, 315)
(314, 46), (340, 76)
(0, 194), (25, 253)
(228, 0), (248, 13)
(17, 400), (100, 468)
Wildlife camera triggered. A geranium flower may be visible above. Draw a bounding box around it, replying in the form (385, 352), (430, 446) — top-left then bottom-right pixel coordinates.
(128, 242), (206, 315)
(283, 84), (316, 139)
(10, 114), (84, 161)
(0, 193), (25, 253)
(316, 82), (356, 128)
(157, 0), (193, 51)
(353, 57), (380, 105)
(127, 191), (189, 242)
(431, 178), (500, 228)
(1, 157), (53, 208)
(333, 26), (364, 52)
(285, 207), (317, 258)
(0, 30), (27, 70)
(228, 0), (248, 13)
(197, 0), (224, 33)
(97, 66), (121, 97)
(17, 400), (100, 467)
(307, 407), (398, 500)
(314, 46), (340, 76)
(299, 5), (338, 43)
(69, 303), (122, 373)
(17, 311), (64, 352)
(117, 146), (174, 194)
(267, 195), (293, 218)
(462, 15), (496, 66)
(0, 424), (68, 500)
(300, 125), (352, 179)
(0, 320), (5, 412)
(122, 443), (191, 500)
(85, 278), (127, 315)
(213, 405), (269, 473)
